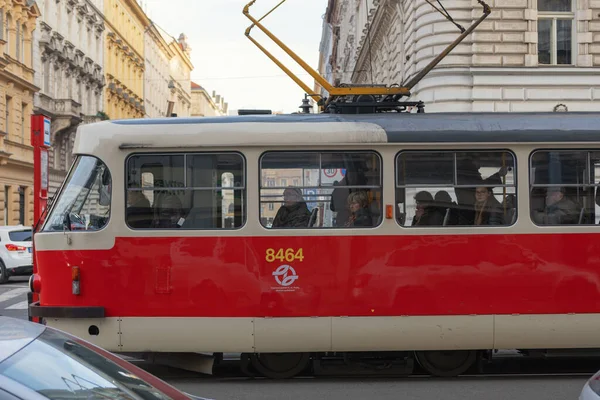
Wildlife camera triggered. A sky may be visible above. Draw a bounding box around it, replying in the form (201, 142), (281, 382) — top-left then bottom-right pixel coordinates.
(140, 0), (328, 114)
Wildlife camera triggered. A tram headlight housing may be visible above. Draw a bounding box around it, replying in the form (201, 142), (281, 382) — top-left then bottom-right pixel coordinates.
(29, 274), (42, 293)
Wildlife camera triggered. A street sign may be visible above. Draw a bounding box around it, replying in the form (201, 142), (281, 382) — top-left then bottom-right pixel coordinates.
(323, 168), (337, 178)
(31, 114), (52, 229)
(43, 117), (51, 146)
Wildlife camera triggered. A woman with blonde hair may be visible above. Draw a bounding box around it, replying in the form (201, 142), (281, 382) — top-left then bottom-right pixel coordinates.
(345, 191), (373, 227)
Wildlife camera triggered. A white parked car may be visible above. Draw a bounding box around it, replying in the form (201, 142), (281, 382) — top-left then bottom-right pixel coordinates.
(0, 226), (33, 284)
(580, 370), (600, 399)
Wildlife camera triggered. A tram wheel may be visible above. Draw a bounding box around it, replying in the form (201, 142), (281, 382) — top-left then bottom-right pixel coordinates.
(415, 350), (477, 377)
(249, 352), (310, 379)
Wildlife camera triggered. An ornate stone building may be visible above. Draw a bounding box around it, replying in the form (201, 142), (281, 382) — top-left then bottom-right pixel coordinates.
(33, 0), (105, 195)
(0, 0), (40, 226)
(104, 0), (148, 119)
(319, 0), (600, 112)
(191, 82), (228, 117)
(155, 26), (192, 117)
(143, 22), (170, 118)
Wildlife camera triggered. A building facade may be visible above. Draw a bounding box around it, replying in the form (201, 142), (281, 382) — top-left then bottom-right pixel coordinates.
(143, 23), (170, 118)
(191, 82), (228, 117)
(33, 0), (105, 196)
(319, 0), (600, 112)
(168, 33), (192, 117)
(104, 0), (148, 119)
(155, 28), (192, 117)
(0, 0), (40, 226)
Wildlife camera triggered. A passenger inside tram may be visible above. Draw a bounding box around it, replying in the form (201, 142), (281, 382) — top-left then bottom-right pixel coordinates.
(455, 155), (509, 225)
(434, 190), (458, 226)
(345, 191), (373, 227)
(473, 187), (504, 226)
(126, 186), (153, 229)
(411, 191), (443, 226)
(531, 187), (580, 225)
(152, 194), (186, 229)
(272, 187), (312, 228)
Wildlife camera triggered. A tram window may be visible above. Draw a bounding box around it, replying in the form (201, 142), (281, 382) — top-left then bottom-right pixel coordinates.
(43, 156), (111, 232)
(126, 153), (246, 230)
(530, 150), (600, 225)
(396, 151), (517, 227)
(260, 151), (382, 229)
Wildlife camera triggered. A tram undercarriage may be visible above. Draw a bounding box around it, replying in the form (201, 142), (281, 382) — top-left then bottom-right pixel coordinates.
(119, 349), (600, 380)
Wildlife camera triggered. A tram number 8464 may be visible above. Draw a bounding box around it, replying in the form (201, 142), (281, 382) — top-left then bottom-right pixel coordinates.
(265, 248), (304, 263)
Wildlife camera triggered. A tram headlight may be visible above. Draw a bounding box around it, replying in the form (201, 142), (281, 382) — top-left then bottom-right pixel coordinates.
(588, 371), (600, 395)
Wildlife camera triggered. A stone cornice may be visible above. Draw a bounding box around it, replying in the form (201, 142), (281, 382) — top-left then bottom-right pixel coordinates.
(107, 31), (145, 69)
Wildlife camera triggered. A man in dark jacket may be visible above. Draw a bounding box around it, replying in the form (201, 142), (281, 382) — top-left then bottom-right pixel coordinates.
(272, 187), (312, 228)
(532, 187), (580, 225)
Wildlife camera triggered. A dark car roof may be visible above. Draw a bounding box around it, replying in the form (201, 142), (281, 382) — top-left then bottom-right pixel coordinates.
(0, 317), (45, 363)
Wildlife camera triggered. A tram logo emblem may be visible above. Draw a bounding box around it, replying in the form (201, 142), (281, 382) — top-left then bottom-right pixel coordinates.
(273, 264), (298, 287)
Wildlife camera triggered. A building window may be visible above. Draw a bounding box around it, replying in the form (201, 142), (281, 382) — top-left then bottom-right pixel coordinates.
(126, 153), (246, 230)
(5, 13), (10, 56)
(5, 95), (11, 136)
(530, 150), (600, 225)
(20, 24), (25, 63)
(538, 0), (574, 65)
(0, 11), (4, 41)
(15, 23), (19, 61)
(396, 151), (517, 227)
(260, 151), (382, 229)
(43, 60), (50, 93)
(21, 102), (25, 143)
(3, 186), (8, 225)
(18, 186), (24, 225)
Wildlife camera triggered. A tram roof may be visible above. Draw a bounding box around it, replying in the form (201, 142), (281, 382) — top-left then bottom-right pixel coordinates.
(77, 112), (600, 154)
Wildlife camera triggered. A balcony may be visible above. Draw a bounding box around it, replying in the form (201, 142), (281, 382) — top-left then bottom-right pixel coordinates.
(38, 94), (82, 119)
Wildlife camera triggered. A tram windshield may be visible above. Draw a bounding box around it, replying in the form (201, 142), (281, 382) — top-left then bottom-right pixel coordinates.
(43, 156), (112, 232)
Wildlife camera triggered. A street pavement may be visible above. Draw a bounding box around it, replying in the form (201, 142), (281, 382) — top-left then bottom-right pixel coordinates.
(0, 276), (29, 320)
(168, 375), (588, 400)
(0, 278), (594, 400)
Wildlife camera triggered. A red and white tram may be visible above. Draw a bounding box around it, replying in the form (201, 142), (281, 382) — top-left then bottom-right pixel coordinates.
(29, 111), (600, 378)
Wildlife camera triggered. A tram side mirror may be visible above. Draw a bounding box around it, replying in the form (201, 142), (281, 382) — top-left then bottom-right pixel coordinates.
(99, 169), (111, 207)
(102, 169), (111, 186)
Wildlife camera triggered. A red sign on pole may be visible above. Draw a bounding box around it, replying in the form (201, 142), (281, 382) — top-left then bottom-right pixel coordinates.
(31, 114), (51, 229)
